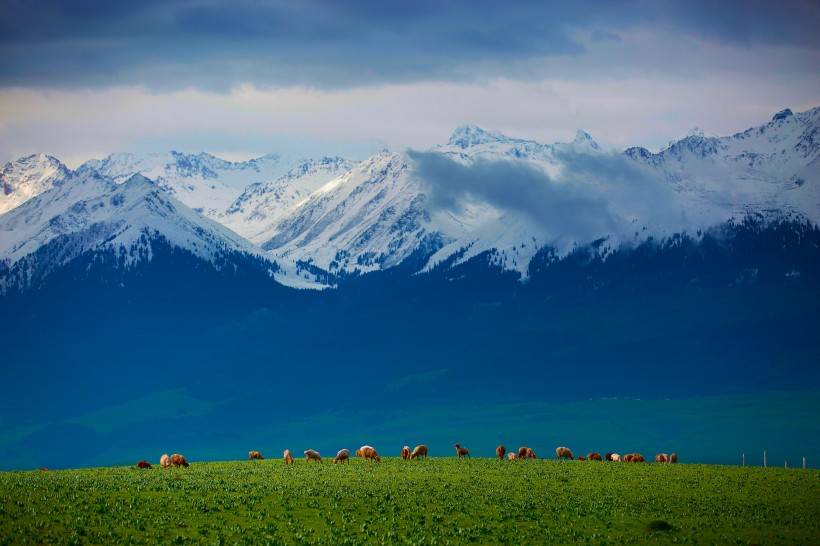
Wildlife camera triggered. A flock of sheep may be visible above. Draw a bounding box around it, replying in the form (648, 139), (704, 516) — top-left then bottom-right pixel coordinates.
(134, 444), (678, 469)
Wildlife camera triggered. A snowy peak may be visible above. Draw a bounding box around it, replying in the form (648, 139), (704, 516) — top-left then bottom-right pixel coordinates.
(0, 154), (71, 214)
(772, 108), (793, 122)
(571, 129), (601, 151)
(447, 124), (509, 149)
(218, 156), (356, 243)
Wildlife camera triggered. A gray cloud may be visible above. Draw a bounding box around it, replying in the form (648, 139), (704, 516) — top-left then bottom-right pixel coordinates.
(408, 149), (684, 245)
(1, 0), (817, 91)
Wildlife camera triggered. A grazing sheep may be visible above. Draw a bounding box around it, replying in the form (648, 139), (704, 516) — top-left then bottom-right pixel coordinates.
(334, 449), (350, 464)
(587, 453), (602, 461)
(136, 460), (152, 469)
(304, 449), (323, 463)
(578, 456), (586, 461)
(556, 446), (574, 461)
(496, 445), (506, 460)
(655, 453), (669, 463)
(169, 454), (189, 467)
(611, 453), (621, 462)
(283, 449), (294, 465)
(518, 447), (537, 459)
(249, 451), (264, 460)
(160, 454), (171, 468)
(410, 445), (428, 460)
(358, 445), (381, 463)
(38, 467), (48, 471)
(507, 452), (518, 460)
(454, 443), (470, 459)
(624, 453), (645, 463)
(401, 446), (411, 460)
(670, 453), (678, 463)
(605, 452), (613, 461)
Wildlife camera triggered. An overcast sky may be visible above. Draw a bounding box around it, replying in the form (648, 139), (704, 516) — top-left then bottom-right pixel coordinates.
(1, 0), (818, 167)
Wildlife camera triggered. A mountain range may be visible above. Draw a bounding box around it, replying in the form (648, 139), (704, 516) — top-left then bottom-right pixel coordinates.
(1, 106), (818, 291)
(0, 107), (818, 470)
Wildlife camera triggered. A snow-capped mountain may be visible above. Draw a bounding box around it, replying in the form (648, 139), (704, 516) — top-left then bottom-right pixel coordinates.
(0, 154), (71, 215)
(0, 167), (285, 292)
(1, 107), (817, 290)
(258, 152), (435, 273)
(218, 156), (355, 243)
(81, 151), (314, 218)
(624, 107), (820, 226)
(258, 107), (818, 280)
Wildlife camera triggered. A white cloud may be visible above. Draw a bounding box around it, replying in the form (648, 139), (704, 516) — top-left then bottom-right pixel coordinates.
(1, 29), (817, 167)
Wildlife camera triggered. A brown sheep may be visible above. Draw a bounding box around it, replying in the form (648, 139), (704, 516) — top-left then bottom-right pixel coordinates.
(358, 445), (381, 463)
(518, 446), (537, 459)
(507, 452), (518, 460)
(587, 453), (602, 461)
(249, 451), (264, 460)
(496, 445), (506, 460)
(160, 454), (171, 468)
(283, 449), (294, 465)
(334, 449), (350, 464)
(304, 449), (323, 463)
(670, 453), (678, 463)
(169, 454), (189, 467)
(410, 445), (428, 460)
(624, 453), (645, 463)
(136, 460), (152, 469)
(605, 452), (613, 461)
(556, 446), (574, 461)
(454, 443), (470, 459)
(401, 446), (411, 460)
(578, 456), (586, 461)
(655, 453), (669, 463)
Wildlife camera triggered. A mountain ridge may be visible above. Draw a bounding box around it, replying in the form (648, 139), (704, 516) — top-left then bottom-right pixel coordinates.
(1, 106), (818, 290)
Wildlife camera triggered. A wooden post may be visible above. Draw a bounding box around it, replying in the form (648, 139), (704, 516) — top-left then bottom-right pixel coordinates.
(804, 457), (807, 469)
(764, 450), (767, 467)
(785, 461), (788, 468)
(742, 453), (745, 466)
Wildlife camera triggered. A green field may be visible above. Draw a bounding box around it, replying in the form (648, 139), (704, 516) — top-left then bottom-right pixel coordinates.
(1, 458), (817, 544)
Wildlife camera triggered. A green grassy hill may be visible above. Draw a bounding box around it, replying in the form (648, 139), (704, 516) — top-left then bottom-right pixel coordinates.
(2, 458), (817, 544)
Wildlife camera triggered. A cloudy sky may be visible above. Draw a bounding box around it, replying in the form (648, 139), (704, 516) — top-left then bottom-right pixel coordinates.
(1, 0), (818, 167)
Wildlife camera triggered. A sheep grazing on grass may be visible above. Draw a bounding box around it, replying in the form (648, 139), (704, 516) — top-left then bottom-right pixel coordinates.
(249, 451), (264, 460)
(578, 456), (586, 461)
(304, 449), (323, 463)
(334, 449), (350, 464)
(556, 446), (574, 461)
(357, 445), (381, 463)
(283, 450), (294, 465)
(624, 453), (646, 463)
(169, 454), (189, 468)
(655, 453), (669, 463)
(670, 453), (678, 463)
(605, 452), (613, 461)
(587, 453), (603, 461)
(410, 445), (428, 460)
(518, 447), (537, 459)
(136, 460), (152, 469)
(401, 446), (411, 460)
(454, 443), (470, 459)
(160, 454), (171, 468)
(496, 445), (506, 460)
(611, 453), (621, 462)
(507, 452), (518, 460)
